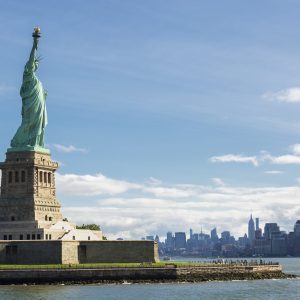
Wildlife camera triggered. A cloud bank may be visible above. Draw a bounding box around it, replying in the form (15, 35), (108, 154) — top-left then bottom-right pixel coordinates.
(57, 172), (300, 240)
(55, 142), (300, 239)
(56, 173), (140, 196)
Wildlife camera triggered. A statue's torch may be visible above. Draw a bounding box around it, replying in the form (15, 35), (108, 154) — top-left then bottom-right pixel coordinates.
(32, 27), (41, 38)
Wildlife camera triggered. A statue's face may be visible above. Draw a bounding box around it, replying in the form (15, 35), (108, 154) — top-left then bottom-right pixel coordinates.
(34, 60), (39, 70)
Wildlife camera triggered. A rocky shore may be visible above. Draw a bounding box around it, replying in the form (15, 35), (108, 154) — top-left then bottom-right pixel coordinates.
(0, 264), (295, 285)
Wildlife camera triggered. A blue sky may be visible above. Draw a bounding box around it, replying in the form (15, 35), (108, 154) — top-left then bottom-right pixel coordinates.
(1, 1), (300, 239)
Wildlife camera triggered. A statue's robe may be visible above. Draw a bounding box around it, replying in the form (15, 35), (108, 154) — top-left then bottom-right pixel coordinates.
(11, 53), (47, 148)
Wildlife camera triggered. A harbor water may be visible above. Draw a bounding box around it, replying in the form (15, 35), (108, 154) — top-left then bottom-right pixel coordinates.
(0, 257), (299, 300)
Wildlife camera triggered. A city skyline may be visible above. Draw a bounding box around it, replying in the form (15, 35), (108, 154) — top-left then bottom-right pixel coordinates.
(143, 215), (297, 242)
(147, 217), (300, 258)
(1, 1), (300, 239)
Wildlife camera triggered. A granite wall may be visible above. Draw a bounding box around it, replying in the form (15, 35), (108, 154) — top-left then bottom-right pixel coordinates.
(0, 241), (62, 264)
(78, 241), (159, 263)
(0, 240), (159, 264)
(0, 265), (285, 284)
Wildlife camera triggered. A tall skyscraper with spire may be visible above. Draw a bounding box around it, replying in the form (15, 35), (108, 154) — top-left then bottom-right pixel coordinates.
(248, 214), (255, 246)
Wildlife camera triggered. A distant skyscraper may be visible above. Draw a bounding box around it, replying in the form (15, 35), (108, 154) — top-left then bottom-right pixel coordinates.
(255, 218), (259, 231)
(248, 214), (255, 245)
(174, 232), (187, 249)
(166, 231), (174, 251)
(221, 231), (231, 242)
(211, 228), (218, 242)
(294, 220), (300, 236)
(190, 228), (193, 239)
(238, 234), (248, 247)
(264, 223), (280, 240)
(255, 228), (262, 239)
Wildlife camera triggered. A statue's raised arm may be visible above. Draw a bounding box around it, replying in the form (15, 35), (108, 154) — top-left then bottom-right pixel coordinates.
(28, 37), (38, 63)
(25, 27), (40, 74)
(9, 27), (49, 153)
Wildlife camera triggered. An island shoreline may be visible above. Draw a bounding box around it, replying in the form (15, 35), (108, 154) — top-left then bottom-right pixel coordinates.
(0, 265), (295, 285)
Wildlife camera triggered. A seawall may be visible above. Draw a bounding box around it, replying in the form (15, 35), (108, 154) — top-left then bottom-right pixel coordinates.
(0, 240), (159, 264)
(0, 265), (291, 284)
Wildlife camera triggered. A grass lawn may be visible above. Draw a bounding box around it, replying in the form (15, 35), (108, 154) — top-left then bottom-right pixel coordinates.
(0, 261), (216, 269)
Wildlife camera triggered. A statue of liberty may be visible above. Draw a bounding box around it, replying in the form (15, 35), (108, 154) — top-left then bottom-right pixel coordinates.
(10, 27), (49, 153)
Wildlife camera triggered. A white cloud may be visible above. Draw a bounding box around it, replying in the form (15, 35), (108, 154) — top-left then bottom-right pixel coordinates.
(263, 154), (300, 165)
(62, 182), (300, 240)
(261, 145), (300, 165)
(53, 170), (300, 240)
(290, 144), (300, 155)
(210, 154), (258, 166)
(263, 87), (300, 103)
(147, 177), (162, 186)
(211, 177), (225, 186)
(56, 173), (141, 196)
(54, 141), (300, 239)
(53, 144), (87, 153)
(264, 170), (283, 175)
(143, 186), (196, 198)
(211, 144), (300, 167)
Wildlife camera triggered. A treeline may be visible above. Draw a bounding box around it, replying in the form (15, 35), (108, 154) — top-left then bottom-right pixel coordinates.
(76, 224), (101, 231)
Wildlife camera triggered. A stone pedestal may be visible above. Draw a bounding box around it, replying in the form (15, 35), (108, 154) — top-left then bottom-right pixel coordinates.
(0, 151), (62, 223)
(0, 150), (62, 240)
(0, 151), (102, 241)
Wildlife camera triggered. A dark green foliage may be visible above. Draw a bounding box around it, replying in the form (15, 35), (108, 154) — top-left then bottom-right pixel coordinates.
(76, 224), (101, 231)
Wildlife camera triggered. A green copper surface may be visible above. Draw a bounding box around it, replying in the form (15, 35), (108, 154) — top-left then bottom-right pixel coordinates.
(10, 29), (49, 153)
(7, 146), (50, 154)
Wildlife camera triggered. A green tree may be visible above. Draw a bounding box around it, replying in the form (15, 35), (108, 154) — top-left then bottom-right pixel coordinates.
(76, 224), (101, 231)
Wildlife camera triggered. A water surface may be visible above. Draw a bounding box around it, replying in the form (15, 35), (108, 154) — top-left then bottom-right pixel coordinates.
(0, 257), (299, 300)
